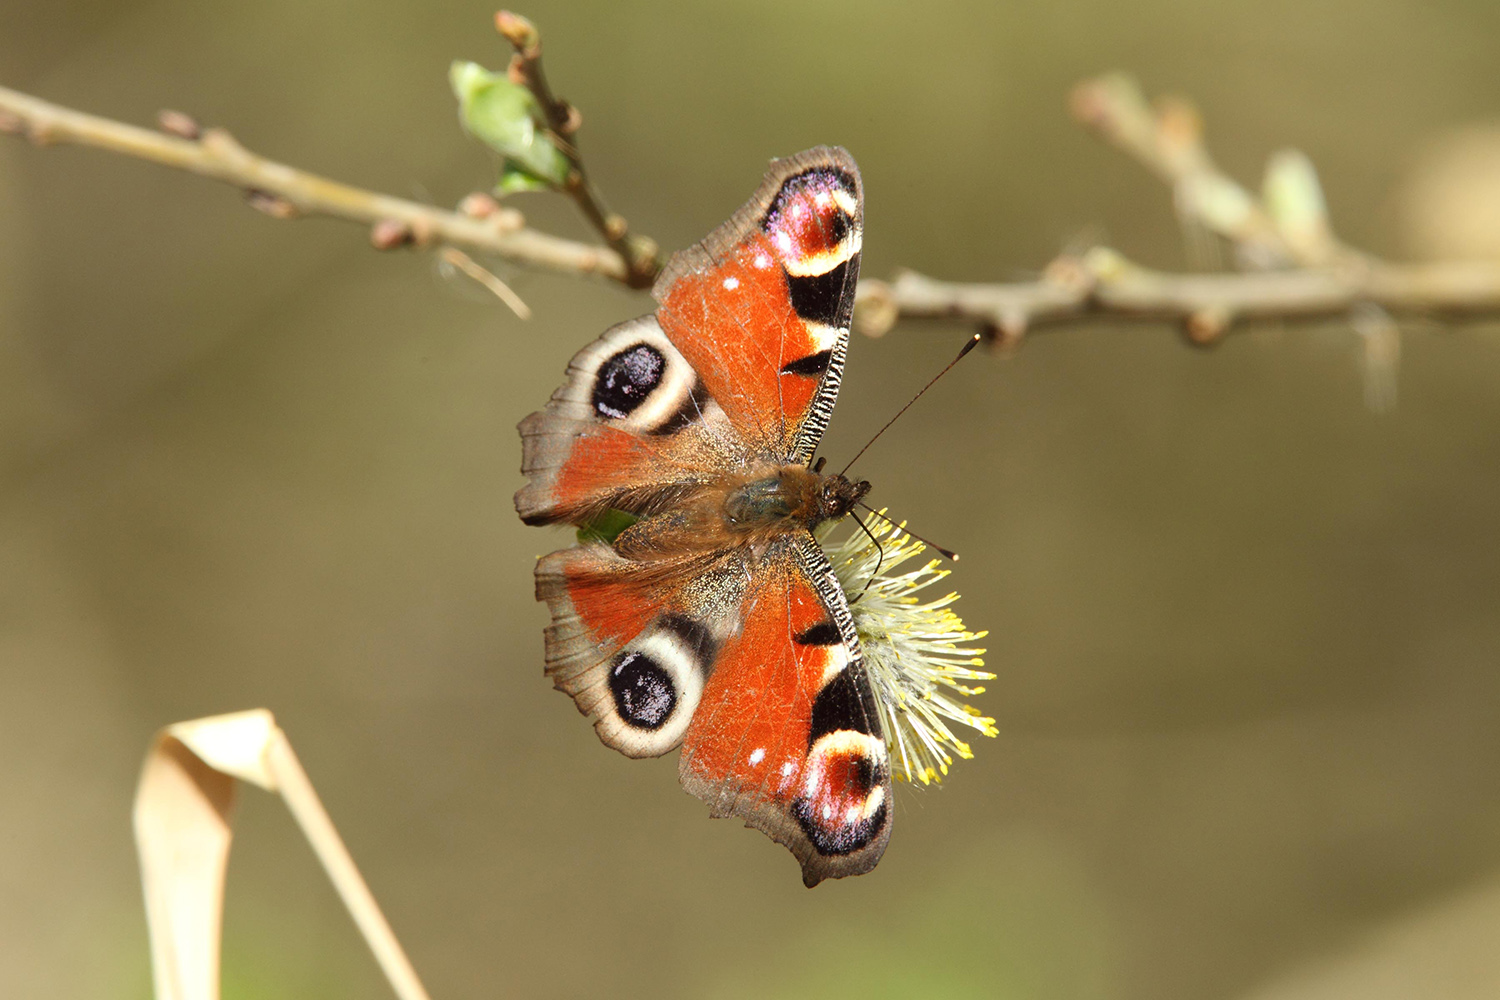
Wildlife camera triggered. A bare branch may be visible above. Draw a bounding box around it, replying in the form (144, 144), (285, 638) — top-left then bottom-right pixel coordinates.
(6, 67), (1500, 377)
(856, 251), (1500, 346)
(1069, 74), (1307, 267)
(0, 83), (631, 283)
(861, 72), (1500, 408)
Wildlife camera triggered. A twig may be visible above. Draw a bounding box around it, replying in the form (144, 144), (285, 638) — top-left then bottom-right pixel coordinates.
(440, 246), (533, 319)
(859, 73), (1500, 411)
(856, 251), (1500, 346)
(495, 11), (661, 287)
(0, 84), (631, 283)
(6, 71), (1500, 369)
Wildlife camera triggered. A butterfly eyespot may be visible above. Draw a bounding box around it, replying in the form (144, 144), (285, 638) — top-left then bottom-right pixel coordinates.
(593, 343), (666, 419)
(762, 167), (862, 315)
(791, 731), (890, 856)
(764, 169), (857, 256)
(610, 651), (676, 729)
(593, 615), (712, 757)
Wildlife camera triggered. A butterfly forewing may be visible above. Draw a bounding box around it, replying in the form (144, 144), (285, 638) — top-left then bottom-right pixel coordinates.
(654, 146), (862, 462)
(516, 316), (746, 526)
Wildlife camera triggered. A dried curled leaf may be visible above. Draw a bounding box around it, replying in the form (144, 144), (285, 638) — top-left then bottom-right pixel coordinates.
(133, 710), (432, 1000)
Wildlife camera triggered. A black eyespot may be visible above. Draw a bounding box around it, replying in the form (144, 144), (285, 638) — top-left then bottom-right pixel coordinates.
(609, 651), (676, 729)
(593, 344), (665, 419)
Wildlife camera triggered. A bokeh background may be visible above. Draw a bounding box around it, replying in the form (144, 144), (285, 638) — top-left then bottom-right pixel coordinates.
(5, 1), (1500, 998)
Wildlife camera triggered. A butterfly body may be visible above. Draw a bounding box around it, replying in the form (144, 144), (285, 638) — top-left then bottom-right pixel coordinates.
(609, 464), (870, 560)
(518, 148), (891, 885)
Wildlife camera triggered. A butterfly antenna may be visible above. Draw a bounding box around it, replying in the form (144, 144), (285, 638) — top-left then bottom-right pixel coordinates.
(857, 502), (960, 562)
(838, 333), (983, 478)
(852, 511), (887, 602)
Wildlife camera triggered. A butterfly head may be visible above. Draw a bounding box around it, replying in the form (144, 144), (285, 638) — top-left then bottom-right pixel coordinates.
(815, 472), (871, 527)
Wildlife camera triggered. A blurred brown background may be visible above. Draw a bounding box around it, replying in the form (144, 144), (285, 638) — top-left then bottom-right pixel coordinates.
(4, 1), (1500, 998)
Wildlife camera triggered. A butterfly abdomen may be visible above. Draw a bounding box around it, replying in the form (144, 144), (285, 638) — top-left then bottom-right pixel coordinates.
(606, 464), (869, 559)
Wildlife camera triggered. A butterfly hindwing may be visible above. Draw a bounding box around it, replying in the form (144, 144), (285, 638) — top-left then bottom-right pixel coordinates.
(678, 534), (892, 887)
(535, 543), (750, 757)
(654, 146), (863, 461)
(516, 316), (745, 526)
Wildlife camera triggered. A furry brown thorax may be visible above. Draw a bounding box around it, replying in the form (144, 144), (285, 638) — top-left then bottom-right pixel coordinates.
(724, 466), (871, 531)
(611, 465), (871, 559)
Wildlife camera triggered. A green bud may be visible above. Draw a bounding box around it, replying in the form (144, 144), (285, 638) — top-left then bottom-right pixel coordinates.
(450, 60), (571, 190)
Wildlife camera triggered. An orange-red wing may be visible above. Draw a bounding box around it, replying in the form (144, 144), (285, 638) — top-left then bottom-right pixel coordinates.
(677, 534), (891, 886)
(537, 544), (741, 759)
(516, 316), (744, 526)
(516, 148), (863, 526)
(655, 147), (863, 463)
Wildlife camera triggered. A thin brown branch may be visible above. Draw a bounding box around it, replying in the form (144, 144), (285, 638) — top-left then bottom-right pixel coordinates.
(6, 69), (1499, 382)
(862, 73), (1500, 411)
(856, 251), (1500, 347)
(0, 84), (631, 283)
(495, 11), (661, 288)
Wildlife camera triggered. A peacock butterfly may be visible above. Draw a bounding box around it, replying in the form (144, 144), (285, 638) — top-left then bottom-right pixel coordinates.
(516, 147), (892, 886)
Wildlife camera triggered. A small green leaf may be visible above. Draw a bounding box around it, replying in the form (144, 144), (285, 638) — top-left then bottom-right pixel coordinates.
(449, 60), (571, 189)
(576, 509), (639, 546)
(497, 162), (553, 193)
